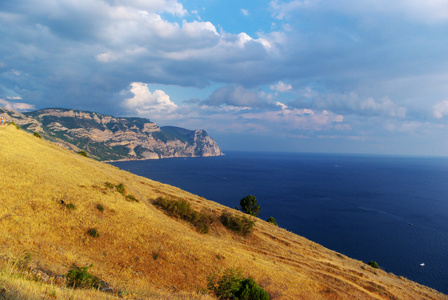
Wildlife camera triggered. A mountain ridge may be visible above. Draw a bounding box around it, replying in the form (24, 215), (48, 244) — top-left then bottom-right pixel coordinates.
(0, 107), (223, 161)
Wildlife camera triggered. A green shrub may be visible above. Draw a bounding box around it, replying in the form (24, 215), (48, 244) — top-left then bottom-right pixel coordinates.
(78, 150), (88, 157)
(368, 261), (379, 269)
(33, 132), (42, 138)
(87, 228), (99, 238)
(116, 183), (126, 195)
(220, 211), (255, 236)
(267, 216), (278, 226)
(125, 194), (139, 202)
(96, 204), (104, 212)
(240, 194), (261, 217)
(65, 264), (101, 289)
(105, 182), (114, 189)
(66, 203), (76, 210)
(154, 197), (213, 234)
(207, 267), (269, 300)
(237, 278), (270, 300)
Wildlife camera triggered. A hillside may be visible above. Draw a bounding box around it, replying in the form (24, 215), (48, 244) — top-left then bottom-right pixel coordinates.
(0, 124), (446, 300)
(0, 107), (223, 161)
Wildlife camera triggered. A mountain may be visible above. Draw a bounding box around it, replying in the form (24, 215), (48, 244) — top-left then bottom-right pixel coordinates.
(0, 107), (223, 161)
(1, 122), (446, 299)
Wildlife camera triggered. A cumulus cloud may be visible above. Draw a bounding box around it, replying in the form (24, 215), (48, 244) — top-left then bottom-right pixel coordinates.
(201, 85), (265, 108)
(270, 81), (292, 92)
(122, 82), (178, 116)
(433, 100), (448, 119)
(292, 90), (407, 118)
(241, 107), (344, 131)
(0, 99), (35, 111)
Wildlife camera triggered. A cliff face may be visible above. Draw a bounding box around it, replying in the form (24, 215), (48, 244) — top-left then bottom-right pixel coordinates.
(0, 107), (223, 161)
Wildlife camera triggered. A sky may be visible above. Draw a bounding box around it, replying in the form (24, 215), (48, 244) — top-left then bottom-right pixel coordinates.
(1, 0), (448, 156)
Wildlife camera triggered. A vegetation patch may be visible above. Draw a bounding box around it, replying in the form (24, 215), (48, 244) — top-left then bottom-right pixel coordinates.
(125, 194), (139, 202)
(207, 267), (269, 300)
(115, 183), (126, 195)
(368, 261), (379, 269)
(220, 211), (255, 236)
(105, 182), (115, 189)
(267, 216), (278, 226)
(87, 228), (100, 238)
(65, 264), (101, 289)
(65, 203), (76, 210)
(240, 194), (261, 217)
(77, 150), (88, 157)
(154, 197), (214, 234)
(33, 132), (42, 138)
(96, 204), (104, 212)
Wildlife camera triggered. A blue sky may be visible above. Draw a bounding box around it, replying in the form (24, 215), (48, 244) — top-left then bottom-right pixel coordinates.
(1, 0), (448, 156)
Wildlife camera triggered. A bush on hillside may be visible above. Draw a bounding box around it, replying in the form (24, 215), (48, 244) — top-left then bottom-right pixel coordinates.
(154, 197), (213, 234)
(66, 203), (76, 210)
(240, 194), (261, 217)
(220, 211), (255, 236)
(87, 228), (100, 238)
(96, 204), (104, 212)
(207, 267), (269, 300)
(65, 264), (101, 289)
(78, 150), (88, 157)
(33, 132), (42, 138)
(266, 216), (278, 226)
(125, 194), (139, 202)
(115, 183), (126, 195)
(368, 261), (379, 269)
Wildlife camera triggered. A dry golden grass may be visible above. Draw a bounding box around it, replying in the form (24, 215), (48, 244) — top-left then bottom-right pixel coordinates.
(0, 125), (446, 300)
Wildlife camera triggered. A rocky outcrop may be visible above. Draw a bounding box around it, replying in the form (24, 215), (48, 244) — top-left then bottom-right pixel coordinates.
(0, 107), (223, 161)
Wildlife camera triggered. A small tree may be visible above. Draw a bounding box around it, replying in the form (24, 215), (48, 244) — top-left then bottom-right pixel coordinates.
(368, 261), (379, 269)
(240, 195), (261, 217)
(267, 216), (278, 226)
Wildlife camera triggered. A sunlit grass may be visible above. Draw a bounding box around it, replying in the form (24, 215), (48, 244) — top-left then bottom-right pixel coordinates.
(0, 125), (445, 300)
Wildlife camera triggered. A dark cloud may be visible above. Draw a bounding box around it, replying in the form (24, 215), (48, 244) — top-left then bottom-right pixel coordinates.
(201, 85), (264, 107)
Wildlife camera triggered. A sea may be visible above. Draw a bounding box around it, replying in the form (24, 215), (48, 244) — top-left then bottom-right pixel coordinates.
(110, 151), (448, 294)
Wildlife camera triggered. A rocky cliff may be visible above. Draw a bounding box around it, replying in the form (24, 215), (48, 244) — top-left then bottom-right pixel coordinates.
(0, 107), (223, 161)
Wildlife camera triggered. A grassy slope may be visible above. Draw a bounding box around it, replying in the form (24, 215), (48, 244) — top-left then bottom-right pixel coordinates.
(0, 125), (446, 300)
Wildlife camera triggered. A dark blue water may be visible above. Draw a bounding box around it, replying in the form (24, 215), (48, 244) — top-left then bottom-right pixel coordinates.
(111, 152), (448, 294)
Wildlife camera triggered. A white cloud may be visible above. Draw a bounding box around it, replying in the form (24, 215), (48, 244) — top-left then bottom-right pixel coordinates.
(241, 9), (249, 16)
(241, 107), (345, 131)
(181, 20), (219, 38)
(295, 90), (407, 118)
(270, 81), (292, 92)
(96, 52), (117, 63)
(433, 100), (448, 119)
(122, 82), (178, 116)
(0, 99), (35, 111)
(112, 0), (187, 16)
(359, 97), (407, 118)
